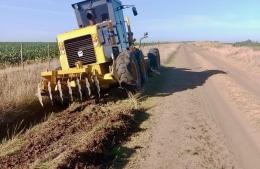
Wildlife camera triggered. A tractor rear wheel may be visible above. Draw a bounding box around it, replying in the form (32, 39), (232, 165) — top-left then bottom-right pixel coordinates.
(148, 48), (161, 71)
(115, 51), (142, 90)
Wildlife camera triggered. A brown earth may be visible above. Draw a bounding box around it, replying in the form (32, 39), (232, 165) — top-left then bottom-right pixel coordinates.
(0, 99), (146, 169)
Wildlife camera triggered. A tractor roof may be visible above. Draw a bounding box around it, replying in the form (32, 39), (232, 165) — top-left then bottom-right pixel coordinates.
(72, 0), (122, 7)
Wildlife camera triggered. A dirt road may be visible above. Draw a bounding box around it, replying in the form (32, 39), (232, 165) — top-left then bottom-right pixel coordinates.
(123, 44), (260, 169)
(1, 43), (259, 169)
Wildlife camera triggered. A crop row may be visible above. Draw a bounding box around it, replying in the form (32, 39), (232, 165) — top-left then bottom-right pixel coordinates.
(0, 42), (59, 65)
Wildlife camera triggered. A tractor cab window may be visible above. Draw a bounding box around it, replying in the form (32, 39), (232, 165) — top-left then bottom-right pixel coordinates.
(86, 11), (95, 25)
(85, 4), (109, 26)
(73, 1), (112, 28)
(101, 13), (109, 22)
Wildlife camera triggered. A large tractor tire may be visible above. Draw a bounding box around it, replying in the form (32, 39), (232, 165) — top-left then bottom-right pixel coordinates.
(134, 49), (148, 85)
(148, 48), (161, 71)
(115, 51), (142, 90)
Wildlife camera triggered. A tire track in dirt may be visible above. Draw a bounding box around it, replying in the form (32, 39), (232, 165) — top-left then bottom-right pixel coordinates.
(189, 45), (260, 130)
(124, 45), (239, 169)
(186, 45), (260, 169)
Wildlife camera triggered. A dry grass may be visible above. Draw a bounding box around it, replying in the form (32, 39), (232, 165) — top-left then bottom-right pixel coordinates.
(0, 60), (59, 116)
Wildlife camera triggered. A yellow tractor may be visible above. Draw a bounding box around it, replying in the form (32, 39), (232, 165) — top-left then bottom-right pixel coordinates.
(37, 0), (160, 106)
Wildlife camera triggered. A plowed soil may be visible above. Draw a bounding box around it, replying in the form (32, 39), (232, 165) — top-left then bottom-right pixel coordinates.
(0, 100), (142, 169)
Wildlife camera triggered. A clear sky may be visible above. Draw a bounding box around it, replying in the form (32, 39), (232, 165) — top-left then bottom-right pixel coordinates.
(0, 0), (260, 42)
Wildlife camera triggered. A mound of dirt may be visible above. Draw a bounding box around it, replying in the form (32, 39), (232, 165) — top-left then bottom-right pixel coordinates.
(0, 101), (141, 169)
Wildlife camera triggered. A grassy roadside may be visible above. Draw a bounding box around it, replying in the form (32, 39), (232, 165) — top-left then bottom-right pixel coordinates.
(0, 59), (59, 112)
(0, 60), (61, 142)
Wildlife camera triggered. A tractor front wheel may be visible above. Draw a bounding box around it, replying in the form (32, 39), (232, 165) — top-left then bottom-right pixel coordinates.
(115, 51), (142, 91)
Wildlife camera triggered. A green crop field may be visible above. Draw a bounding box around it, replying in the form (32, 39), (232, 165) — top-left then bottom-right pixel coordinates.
(0, 42), (59, 65)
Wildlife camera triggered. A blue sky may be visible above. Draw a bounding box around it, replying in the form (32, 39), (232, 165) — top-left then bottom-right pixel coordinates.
(0, 0), (260, 42)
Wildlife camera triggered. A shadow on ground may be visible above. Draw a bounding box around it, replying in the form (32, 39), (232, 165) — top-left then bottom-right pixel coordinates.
(143, 66), (226, 98)
(110, 66), (226, 168)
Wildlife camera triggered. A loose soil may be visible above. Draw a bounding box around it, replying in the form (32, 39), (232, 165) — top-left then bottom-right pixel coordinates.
(0, 100), (145, 169)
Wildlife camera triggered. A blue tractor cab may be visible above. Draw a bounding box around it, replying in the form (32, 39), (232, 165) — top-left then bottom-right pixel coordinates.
(72, 0), (137, 50)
